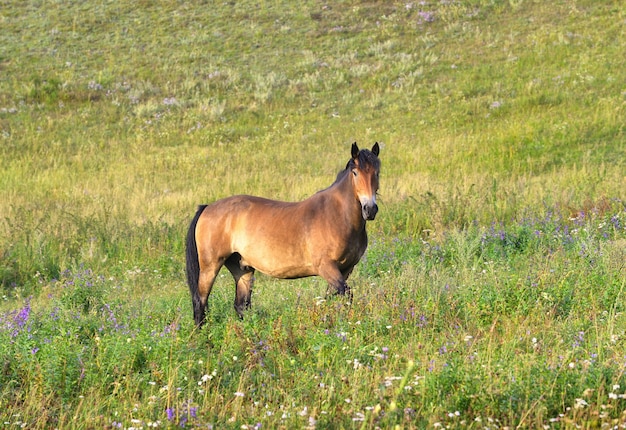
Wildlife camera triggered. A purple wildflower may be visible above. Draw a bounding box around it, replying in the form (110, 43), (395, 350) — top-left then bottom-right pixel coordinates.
(14, 300), (31, 329)
(166, 407), (175, 421)
(573, 331), (585, 348)
(418, 11), (435, 23)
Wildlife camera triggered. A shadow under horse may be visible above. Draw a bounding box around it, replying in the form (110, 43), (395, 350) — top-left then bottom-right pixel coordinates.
(186, 142), (381, 327)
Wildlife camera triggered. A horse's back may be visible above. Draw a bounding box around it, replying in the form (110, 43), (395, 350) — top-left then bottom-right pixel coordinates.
(196, 195), (307, 261)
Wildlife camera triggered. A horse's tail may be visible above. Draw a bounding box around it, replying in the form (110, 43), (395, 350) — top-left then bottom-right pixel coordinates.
(186, 205), (207, 325)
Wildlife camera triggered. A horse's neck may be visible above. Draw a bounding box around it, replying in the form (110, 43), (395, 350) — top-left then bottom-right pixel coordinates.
(324, 171), (365, 231)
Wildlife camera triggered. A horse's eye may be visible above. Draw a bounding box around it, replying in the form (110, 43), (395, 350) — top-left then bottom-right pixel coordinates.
(352, 170), (357, 177)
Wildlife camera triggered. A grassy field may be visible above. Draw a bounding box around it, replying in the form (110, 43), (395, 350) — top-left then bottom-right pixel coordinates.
(1, 0), (625, 428)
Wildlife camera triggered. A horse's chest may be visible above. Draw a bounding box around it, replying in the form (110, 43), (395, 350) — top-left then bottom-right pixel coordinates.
(335, 231), (367, 269)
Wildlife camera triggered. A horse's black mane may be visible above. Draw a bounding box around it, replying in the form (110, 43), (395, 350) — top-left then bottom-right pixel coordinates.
(347, 148), (380, 171)
(333, 148), (380, 184)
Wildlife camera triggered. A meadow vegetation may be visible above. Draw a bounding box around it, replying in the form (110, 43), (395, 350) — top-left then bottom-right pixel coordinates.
(1, 0), (625, 428)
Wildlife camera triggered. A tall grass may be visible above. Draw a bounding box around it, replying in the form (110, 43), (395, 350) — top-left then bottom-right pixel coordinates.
(2, 204), (625, 428)
(1, 0), (625, 427)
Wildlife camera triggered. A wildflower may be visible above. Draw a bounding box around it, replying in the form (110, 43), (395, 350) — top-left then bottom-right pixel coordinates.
(418, 11), (435, 23)
(379, 346), (389, 360)
(352, 412), (365, 422)
(417, 315), (428, 328)
(573, 331), (585, 348)
(234, 392), (245, 397)
(166, 407), (175, 421)
(14, 299), (31, 330)
(574, 398), (588, 409)
(199, 374), (213, 385)
(88, 81), (103, 91)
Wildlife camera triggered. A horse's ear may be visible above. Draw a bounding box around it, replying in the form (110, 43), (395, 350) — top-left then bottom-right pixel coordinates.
(372, 142), (380, 156)
(351, 142), (359, 159)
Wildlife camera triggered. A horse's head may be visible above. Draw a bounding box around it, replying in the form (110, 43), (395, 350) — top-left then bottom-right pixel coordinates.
(349, 142), (381, 221)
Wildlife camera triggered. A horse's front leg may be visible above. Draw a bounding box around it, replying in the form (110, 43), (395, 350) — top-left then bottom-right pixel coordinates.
(341, 266), (355, 302)
(234, 270), (254, 319)
(319, 262), (353, 303)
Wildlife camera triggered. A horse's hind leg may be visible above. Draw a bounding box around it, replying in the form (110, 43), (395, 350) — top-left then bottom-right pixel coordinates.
(196, 262), (222, 327)
(225, 254), (255, 319)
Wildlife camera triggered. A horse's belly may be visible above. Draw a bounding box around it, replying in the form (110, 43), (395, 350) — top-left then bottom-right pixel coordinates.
(240, 252), (316, 279)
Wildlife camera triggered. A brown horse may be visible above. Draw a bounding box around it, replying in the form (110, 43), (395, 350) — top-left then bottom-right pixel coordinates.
(186, 142), (380, 327)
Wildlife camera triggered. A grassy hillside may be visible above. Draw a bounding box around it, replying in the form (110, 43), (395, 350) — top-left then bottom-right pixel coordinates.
(1, 0), (625, 428)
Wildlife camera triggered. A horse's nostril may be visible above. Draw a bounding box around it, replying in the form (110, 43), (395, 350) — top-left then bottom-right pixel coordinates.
(362, 203), (378, 220)
(370, 204), (378, 219)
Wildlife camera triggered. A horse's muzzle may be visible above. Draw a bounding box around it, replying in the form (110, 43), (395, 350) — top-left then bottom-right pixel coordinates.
(362, 203), (378, 221)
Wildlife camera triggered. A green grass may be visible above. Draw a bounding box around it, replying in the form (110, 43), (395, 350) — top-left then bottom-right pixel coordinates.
(1, 0), (625, 428)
